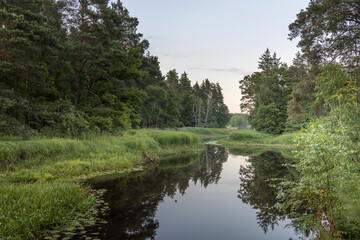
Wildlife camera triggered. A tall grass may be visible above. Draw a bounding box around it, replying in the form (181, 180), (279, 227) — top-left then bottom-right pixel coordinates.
(228, 130), (272, 143)
(149, 131), (199, 146)
(180, 127), (234, 136)
(0, 182), (96, 240)
(223, 130), (301, 146)
(0, 130), (201, 182)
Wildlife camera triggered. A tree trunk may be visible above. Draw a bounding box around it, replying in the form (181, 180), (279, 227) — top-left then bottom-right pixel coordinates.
(205, 98), (212, 125)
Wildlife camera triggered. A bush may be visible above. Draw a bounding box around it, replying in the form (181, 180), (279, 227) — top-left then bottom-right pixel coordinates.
(45, 100), (89, 137)
(277, 121), (360, 238)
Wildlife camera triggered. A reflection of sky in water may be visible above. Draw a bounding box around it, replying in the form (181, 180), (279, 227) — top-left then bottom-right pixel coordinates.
(154, 154), (301, 240)
(88, 147), (309, 240)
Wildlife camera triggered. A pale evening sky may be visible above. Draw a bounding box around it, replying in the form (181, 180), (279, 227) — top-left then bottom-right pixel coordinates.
(119, 0), (310, 113)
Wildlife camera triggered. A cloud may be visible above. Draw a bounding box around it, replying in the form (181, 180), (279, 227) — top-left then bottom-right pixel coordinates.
(160, 53), (188, 58)
(144, 35), (162, 40)
(189, 65), (249, 75)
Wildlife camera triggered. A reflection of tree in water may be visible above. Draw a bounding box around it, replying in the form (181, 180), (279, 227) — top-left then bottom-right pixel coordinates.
(238, 151), (295, 233)
(88, 145), (228, 239)
(193, 145), (228, 187)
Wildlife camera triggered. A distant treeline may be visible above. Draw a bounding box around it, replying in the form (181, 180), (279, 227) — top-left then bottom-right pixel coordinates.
(0, 0), (230, 136)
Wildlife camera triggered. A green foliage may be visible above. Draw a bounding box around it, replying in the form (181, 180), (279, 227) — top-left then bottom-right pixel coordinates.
(141, 85), (169, 128)
(249, 103), (287, 134)
(191, 79), (230, 128)
(89, 116), (113, 134)
(288, 0), (360, 66)
(278, 121), (360, 238)
(229, 114), (249, 128)
(179, 93), (197, 127)
(240, 49), (289, 134)
(285, 53), (326, 128)
(0, 0), (232, 136)
(45, 100), (89, 137)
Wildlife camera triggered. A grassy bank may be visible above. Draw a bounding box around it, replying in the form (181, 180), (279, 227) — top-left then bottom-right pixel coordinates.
(0, 182), (97, 240)
(180, 127), (236, 141)
(0, 129), (201, 239)
(218, 130), (300, 148)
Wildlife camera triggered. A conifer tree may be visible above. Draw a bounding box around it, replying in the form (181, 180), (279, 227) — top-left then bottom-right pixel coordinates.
(240, 49), (289, 134)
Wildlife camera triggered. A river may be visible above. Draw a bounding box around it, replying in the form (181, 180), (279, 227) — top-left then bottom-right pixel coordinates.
(86, 145), (310, 240)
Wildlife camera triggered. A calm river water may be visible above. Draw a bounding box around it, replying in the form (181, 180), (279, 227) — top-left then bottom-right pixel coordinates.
(87, 145), (309, 240)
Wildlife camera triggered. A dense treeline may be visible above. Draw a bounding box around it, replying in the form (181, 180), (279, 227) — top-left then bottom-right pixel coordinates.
(0, 0), (229, 136)
(239, 0), (360, 238)
(240, 1), (360, 135)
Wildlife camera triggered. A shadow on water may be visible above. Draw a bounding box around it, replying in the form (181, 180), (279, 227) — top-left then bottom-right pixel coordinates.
(85, 146), (309, 240)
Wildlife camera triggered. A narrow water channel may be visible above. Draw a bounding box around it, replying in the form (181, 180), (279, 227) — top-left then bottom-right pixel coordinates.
(87, 145), (309, 240)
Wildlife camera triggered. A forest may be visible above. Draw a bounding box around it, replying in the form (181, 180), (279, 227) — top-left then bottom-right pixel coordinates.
(0, 0), (230, 138)
(1, 0), (360, 239)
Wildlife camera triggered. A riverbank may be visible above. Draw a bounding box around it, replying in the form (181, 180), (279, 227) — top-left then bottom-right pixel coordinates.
(217, 130), (301, 148)
(0, 130), (202, 239)
(180, 127), (300, 148)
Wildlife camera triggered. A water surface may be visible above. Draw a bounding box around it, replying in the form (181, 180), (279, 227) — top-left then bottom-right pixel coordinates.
(88, 146), (308, 240)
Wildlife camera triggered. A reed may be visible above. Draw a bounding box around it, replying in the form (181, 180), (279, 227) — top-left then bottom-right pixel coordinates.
(0, 182), (96, 240)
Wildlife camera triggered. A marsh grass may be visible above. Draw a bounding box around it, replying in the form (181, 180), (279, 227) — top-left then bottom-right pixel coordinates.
(180, 127), (234, 137)
(149, 131), (199, 146)
(221, 130), (302, 147)
(1, 130), (201, 182)
(0, 182), (96, 240)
